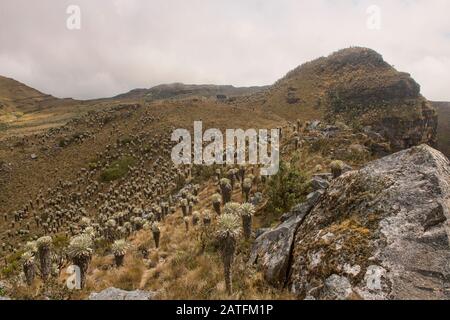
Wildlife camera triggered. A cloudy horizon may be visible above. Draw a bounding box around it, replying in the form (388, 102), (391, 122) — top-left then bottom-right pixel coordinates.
(0, 0), (449, 101)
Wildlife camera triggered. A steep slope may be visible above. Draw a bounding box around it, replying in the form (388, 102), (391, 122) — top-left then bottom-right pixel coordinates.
(262, 47), (437, 151)
(432, 101), (450, 158)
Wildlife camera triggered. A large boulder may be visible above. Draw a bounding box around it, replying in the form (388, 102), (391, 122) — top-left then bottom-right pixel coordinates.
(288, 145), (450, 300)
(88, 287), (156, 300)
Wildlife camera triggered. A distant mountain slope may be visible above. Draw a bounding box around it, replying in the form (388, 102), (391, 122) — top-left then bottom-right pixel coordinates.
(262, 47), (437, 151)
(432, 101), (450, 158)
(114, 83), (268, 101)
(0, 75), (60, 114)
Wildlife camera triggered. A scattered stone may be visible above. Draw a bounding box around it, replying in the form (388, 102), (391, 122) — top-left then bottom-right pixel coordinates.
(88, 287), (156, 300)
(322, 274), (354, 300)
(308, 120), (321, 131)
(310, 176), (330, 191)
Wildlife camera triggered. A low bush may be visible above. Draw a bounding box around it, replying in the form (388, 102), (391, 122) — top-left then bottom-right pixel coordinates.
(100, 156), (136, 182)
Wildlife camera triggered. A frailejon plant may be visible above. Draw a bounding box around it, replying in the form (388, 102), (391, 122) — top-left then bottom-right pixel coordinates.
(220, 178), (232, 204)
(192, 211), (200, 226)
(183, 216), (190, 232)
(227, 168), (236, 189)
(216, 214), (241, 295)
(242, 178), (252, 202)
(111, 239), (129, 267)
(211, 193), (222, 216)
(202, 210), (212, 227)
(67, 234), (93, 288)
(21, 251), (35, 286)
(152, 223), (160, 249)
(238, 165), (246, 184)
(240, 203), (255, 240)
(223, 202), (241, 216)
(330, 160), (345, 179)
(36, 236), (52, 282)
(180, 198), (188, 217)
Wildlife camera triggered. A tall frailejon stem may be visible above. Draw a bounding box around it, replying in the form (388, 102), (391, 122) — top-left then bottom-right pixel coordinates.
(220, 178), (232, 205)
(212, 193), (222, 215)
(21, 251), (35, 286)
(240, 203), (255, 240)
(67, 234), (93, 289)
(242, 178), (252, 203)
(216, 214), (240, 295)
(36, 236), (52, 282)
(152, 223), (160, 248)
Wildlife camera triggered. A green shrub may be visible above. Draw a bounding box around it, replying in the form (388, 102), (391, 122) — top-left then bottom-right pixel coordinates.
(263, 161), (310, 227)
(53, 234), (69, 250)
(117, 136), (133, 145)
(191, 165), (217, 184)
(100, 156), (136, 182)
(1, 250), (24, 277)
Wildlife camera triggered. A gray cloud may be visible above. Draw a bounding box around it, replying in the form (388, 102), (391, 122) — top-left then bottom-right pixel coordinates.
(0, 0), (449, 100)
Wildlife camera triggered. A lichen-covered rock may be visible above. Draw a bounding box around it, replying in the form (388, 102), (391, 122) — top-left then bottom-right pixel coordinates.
(288, 145), (450, 300)
(322, 274), (354, 300)
(88, 287), (156, 300)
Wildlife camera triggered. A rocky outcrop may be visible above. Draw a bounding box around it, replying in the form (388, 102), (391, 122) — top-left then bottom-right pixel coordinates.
(287, 144), (450, 300)
(372, 101), (438, 151)
(254, 145), (450, 300)
(88, 287), (156, 300)
(268, 47), (438, 152)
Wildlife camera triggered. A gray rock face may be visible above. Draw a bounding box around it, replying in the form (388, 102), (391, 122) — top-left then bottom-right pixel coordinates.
(88, 287), (156, 300)
(306, 190), (324, 205)
(288, 145), (450, 300)
(250, 202), (313, 287)
(310, 176), (330, 191)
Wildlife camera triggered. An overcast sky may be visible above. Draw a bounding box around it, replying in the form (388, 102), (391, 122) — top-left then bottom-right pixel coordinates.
(0, 0), (449, 100)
